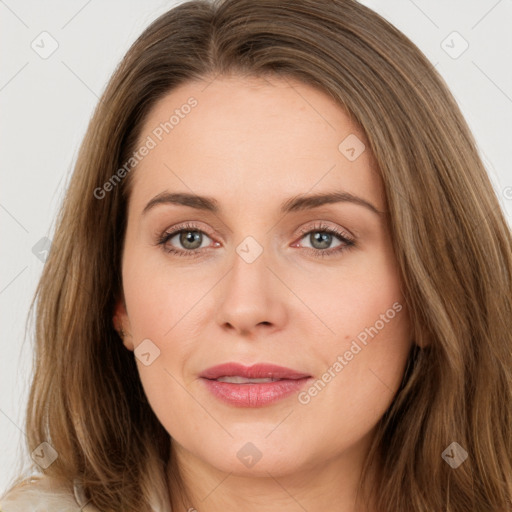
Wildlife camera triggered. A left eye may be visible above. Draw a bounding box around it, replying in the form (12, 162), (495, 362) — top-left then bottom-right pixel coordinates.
(299, 230), (345, 251)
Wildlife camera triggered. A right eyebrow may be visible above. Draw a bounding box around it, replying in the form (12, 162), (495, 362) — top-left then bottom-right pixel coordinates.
(142, 192), (219, 216)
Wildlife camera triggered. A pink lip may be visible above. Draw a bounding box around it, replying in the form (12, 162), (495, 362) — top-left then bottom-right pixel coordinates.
(200, 362), (310, 380)
(200, 362), (312, 408)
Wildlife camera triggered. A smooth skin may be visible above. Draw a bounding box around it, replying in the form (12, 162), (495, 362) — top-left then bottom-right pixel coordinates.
(114, 74), (412, 512)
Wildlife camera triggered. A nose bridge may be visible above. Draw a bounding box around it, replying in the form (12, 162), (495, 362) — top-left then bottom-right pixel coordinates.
(227, 235), (273, 307)
(214, 234), (287, 334)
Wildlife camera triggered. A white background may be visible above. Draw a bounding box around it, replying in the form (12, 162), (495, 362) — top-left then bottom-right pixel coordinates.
(1, 0), (511, 492)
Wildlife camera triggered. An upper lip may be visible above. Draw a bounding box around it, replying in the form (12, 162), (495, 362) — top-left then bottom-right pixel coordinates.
(200, 363), (311, 380)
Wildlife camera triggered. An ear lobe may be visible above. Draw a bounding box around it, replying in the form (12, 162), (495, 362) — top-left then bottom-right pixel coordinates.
(113, 297), (134, 351)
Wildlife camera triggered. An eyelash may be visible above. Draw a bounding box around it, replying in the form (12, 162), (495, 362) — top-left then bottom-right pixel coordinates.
(156, 222), (356, 259)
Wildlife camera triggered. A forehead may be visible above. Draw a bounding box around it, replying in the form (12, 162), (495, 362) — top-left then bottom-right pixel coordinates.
(127, 75), (383, 214)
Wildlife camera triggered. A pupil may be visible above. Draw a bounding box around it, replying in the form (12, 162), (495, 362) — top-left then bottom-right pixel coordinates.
(311, 232), (331, 250)
(180, 231), (201, 249)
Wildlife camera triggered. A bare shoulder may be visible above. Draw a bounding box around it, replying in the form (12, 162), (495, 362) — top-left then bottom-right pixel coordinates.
(0, 474), (101, 511)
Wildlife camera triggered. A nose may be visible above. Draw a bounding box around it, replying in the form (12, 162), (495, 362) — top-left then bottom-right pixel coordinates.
(214, 242), (288, 338)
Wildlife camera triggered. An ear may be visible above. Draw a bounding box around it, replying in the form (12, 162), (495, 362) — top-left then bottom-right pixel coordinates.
(113, 297), (134, 351)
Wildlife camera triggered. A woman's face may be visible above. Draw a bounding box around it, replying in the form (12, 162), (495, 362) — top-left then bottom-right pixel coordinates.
(115, 74), (411, 480)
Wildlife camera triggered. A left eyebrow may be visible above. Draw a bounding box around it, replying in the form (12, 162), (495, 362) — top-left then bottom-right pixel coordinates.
(280, 191), (383, 216)
(141, 190), (383, 217)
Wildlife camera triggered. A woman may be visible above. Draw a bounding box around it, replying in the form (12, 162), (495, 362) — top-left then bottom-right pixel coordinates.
(1, 0), (511, 511)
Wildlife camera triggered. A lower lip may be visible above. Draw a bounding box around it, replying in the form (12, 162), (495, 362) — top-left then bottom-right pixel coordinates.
(200, 377), (311, 407)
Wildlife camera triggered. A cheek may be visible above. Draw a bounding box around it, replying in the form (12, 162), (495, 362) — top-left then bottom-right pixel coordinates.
(294, 248), (410, 421)
(120, 249), (212, 419)
(122, 245), (214, 338)
(290, 248), (404, 341)
(294, 301), (410, 460)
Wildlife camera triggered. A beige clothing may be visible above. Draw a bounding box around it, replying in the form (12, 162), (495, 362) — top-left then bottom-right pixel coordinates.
(0, 475), (101, 511)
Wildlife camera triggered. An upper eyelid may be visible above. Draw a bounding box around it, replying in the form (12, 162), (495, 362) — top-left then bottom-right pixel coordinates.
(297, 222), (354, 239)
(164, 222), (216, 240)
(165, 222), (347, 235)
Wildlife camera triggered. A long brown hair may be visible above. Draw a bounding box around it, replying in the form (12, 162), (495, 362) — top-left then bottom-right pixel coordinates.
(2, 0), (511, 510)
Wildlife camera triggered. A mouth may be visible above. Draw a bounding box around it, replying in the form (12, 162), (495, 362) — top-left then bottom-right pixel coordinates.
(199, 362), (312, 407)
(200, 362), (311, 381)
